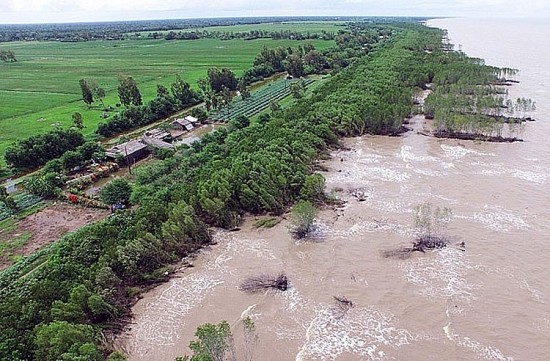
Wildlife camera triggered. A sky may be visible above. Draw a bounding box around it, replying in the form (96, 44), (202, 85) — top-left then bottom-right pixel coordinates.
(0, 0), (549, 24)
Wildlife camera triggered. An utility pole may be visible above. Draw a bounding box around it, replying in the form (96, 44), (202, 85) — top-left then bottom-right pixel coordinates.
(124, 145), (132, 175)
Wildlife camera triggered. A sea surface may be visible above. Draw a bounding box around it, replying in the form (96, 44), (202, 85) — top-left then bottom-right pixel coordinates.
(117, 18), (550, 360)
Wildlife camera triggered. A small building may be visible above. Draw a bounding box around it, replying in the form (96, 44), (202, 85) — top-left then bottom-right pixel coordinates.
(105, 139), (149, 165)
(185, 115), (199, 124)
(172, 118), (194, 132)
(144, 128), (171, 141)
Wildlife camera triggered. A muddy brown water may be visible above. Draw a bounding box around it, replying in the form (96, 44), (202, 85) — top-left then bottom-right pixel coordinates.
(117, 19), (550, 360)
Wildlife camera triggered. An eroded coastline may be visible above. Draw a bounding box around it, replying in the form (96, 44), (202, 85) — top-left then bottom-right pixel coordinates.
(117, 109), (550, 360)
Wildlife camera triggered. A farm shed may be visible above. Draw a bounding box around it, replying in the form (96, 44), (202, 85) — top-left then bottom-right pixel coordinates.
(172, 118), (194, 132)
(106, 139), (149, 165)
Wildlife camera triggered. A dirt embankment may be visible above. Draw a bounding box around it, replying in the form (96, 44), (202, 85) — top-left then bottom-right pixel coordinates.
(0, 202), (109, 270)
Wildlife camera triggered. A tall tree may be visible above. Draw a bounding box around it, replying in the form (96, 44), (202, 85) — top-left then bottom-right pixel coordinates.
(285, 53), (305, 78)
(72, 112), (84, 130)
(221, 85), (234, 120)
(207, 67), (238, 93)
(156, 84), (169, 97)
(93, 86), (106, 108)
(171, 74), (197, 107)
(117, 75), (142, 107)
(79, 79), (94, 108)
(99, 178), (132, 206)
(289, 80), (306, 100)
(238, 78), (251, 101)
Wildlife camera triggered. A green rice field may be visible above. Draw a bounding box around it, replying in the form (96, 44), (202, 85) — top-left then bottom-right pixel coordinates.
(0, 37), (334, 167)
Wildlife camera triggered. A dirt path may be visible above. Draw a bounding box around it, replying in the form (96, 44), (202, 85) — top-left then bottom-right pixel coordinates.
(0, 202), (109, 270)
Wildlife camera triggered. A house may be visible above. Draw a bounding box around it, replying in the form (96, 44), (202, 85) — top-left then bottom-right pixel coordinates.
(172, 118), (194, 132)
(105, 139), (149, 165)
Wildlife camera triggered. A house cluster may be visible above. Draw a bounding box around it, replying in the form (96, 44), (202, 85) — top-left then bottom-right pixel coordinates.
(106, 115), (200, 164)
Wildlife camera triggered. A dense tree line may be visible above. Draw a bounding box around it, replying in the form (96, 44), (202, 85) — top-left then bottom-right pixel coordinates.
(96, 76), (201, 137)
(423, 50), (535, 140)
(0, 23), (450, 360)
(0, 16), (428, 43)
(4, 129), (85, 171)
(159, 29), (337, 41)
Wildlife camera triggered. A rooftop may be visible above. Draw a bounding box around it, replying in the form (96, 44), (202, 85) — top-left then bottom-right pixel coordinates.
(106, 139), (147, 157)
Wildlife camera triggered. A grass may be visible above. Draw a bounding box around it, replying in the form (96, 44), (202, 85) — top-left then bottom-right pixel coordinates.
(253, 217), (281, 229)
(0, 37), (334, 167)
(0, 217), (32, 258)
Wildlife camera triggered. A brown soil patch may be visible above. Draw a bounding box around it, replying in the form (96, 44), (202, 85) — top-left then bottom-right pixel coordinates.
(0, 202), (109, 270)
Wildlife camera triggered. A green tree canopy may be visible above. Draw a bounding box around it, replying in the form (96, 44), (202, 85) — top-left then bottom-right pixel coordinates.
(99, 178), (132, 205)
(117, 75), (142, 107)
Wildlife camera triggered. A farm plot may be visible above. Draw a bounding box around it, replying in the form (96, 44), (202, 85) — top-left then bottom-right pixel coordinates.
(209, 77), (315, 121)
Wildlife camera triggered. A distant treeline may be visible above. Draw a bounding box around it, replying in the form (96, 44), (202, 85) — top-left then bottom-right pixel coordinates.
(0, 16), (430, 42)
(156, 29), (337, 41)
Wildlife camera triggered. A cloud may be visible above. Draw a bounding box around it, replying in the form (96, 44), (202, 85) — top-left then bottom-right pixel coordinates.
(1, 0), (548, 23)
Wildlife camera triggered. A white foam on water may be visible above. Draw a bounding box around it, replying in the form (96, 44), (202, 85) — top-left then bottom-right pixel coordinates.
(295, 306), (412, 361)
(367, 166), (411, 182)
(282, 286), (308, 313)
(328, 163), (410, 184)
(481, 169), (505, 176)
(314, 219), (408, 241)
(132, 274), (225, 356)
(457, 205), (529, 232)
(445, 306), (514, 361)
(536, 318), (550, 336)
(511, 169), (548, 184)
(356, 152), (384, 165)
(484, 265), (545, 304)
(222, 233), (277, 261)
(240, 304), (258, 319)
(129, 230), (283, 357)
(399, 145), (438, 162)
(440, 144), (494, 160)
(458, 337), (514, 361)
(372, 199), (412, 214)
(400, 248), (478, 300)
(411, 166), (448, 177)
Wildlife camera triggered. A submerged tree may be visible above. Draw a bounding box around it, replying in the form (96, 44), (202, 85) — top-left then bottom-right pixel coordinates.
(188, 321), (236, 361)
(180, 318), (258, 361)
(382, 203), (460, 259)
(242, 317), (258, 361)
(239, 273), (288, 293)
(414, 202), (452, 240)
(288, 200), (317, 239)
